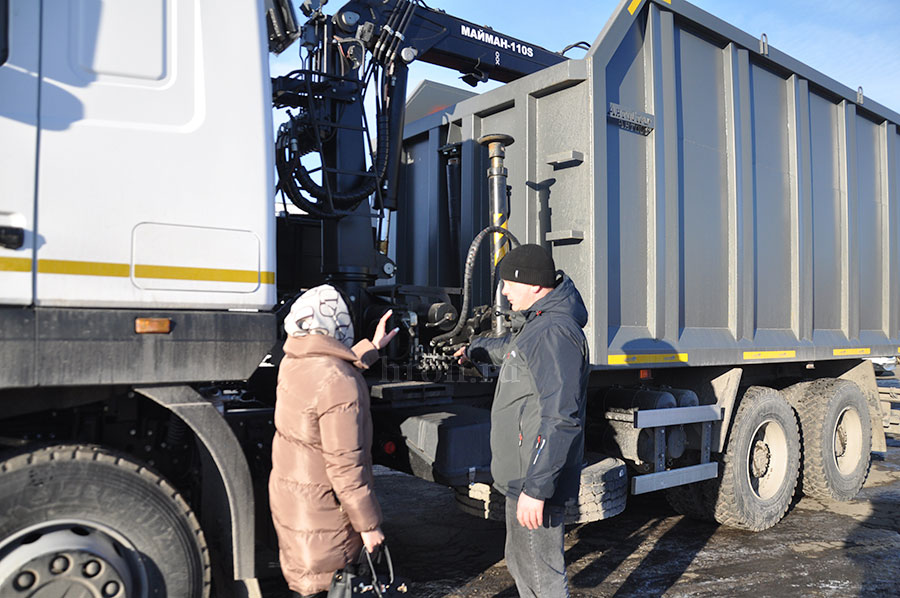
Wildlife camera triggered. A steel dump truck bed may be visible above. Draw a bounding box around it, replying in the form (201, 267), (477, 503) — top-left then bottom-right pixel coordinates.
(399, 0), (900, 369)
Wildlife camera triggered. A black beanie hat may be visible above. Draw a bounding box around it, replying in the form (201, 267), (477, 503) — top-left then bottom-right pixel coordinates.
(498, 244), (557, 288)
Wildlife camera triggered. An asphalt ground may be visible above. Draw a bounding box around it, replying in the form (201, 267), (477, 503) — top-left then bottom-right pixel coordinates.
(257, 420), (900, 597)
(372, 428), (900, 598)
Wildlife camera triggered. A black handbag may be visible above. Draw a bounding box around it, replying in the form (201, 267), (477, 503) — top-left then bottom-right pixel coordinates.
(327, 544), (408, 597)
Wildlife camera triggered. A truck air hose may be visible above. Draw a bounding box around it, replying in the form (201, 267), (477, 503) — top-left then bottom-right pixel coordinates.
(431, 225), (520, 347)
(277, 109), (391, 214)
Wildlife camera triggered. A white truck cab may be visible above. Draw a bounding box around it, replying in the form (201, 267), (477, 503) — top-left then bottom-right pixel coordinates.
(0, 0), (276, 310)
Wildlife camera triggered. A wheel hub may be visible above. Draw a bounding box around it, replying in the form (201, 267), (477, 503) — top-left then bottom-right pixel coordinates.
(832, 406), (864, 475)
(746, 418), (790, 501)
(0, 525), (139, 598)
(751, 440), (771, 479)
(835, 424), (848, 459)
(4, 550), (126, 597)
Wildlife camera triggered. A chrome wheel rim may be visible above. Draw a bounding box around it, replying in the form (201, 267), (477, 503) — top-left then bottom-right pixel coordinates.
(0, 520), (147, 597)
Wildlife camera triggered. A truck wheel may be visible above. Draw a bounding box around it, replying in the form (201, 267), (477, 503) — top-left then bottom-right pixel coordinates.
(712, 387), (800, 531)
(795, 379), (871, 501)
(0, 445), (210, 598)
(454, 454), (627, 524)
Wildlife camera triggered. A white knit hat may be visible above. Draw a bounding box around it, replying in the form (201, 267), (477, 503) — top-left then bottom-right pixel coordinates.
(284, 284), (354, 348)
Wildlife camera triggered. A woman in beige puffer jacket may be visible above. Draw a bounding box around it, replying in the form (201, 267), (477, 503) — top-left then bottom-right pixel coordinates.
(269, 285), (398, 597)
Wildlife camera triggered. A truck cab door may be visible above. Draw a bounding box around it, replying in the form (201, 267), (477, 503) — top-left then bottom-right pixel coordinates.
(0, 0), (39, 305)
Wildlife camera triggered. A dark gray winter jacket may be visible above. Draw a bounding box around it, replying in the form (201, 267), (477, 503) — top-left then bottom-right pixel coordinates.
(468, 275), (589, 506)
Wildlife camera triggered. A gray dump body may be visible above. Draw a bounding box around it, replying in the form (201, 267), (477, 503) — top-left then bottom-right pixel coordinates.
(399, 0), (900, 370)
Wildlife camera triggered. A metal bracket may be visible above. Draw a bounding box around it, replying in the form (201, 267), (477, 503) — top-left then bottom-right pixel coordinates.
(546, 150), (584, 169)
(633, 405), (722, 428)
(631, 462), (718, 495)
(545, 230), (584, 245)
(700, 420), (712, 464)
(653, 427), (666, 472)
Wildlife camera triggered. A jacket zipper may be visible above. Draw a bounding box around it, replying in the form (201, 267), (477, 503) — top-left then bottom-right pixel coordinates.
(518, 403), (525, 447)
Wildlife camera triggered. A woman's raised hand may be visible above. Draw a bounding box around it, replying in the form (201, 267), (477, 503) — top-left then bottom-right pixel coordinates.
(372, 309), (400, 350)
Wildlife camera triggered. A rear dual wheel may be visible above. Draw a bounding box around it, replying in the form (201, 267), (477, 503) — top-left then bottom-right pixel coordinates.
(793, 379), (871, 501)
(669, 380), (872, 530)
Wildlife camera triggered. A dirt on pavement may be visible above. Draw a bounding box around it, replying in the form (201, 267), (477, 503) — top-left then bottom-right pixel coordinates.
(375, 432), (900, 598)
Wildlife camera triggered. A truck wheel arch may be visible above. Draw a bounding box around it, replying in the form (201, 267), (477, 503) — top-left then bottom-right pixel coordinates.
(135, 385), (258, 592)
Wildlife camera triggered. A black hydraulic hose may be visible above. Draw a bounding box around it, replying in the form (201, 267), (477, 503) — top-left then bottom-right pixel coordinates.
(431, 225), (520, 347)
(373, 0), (403, 64)
(444, 155), (461, 281)
(386, 1), (416, 63)
(281, 108), (391, 211)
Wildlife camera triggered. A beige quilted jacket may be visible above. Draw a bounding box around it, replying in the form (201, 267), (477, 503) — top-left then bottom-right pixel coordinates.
(269, 334), (383, 595)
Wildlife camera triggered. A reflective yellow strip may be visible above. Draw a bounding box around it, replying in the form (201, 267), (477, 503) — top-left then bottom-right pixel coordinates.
(492, 218), (509, 266)
(608, 353), (689, 365)
(0, 257), (32, 272)
(135, 264), (273, 284)
(833, 348), (871, 356)
(35, 259), (274, 284)
(628, 0), (670, 15)
(744, 350), (797, 360)
(39, 259), (130, 277)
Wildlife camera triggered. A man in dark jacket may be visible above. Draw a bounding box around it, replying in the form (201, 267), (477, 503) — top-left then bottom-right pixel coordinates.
(456, 244), (589, 597)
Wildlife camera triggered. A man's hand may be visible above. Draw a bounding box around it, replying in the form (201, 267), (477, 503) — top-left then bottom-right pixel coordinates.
(453, 345), (470, 365)
(371, 310), (399, 350)
(360, 527), (385, 553)
(516, 492), (545, 530)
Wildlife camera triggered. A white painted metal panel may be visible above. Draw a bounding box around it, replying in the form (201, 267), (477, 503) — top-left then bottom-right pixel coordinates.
(35, 0), (275, 309)
(131, 223), (263, 293)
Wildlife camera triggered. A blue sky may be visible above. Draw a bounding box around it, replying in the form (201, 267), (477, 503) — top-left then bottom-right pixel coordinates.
(271, 0), (900, 112)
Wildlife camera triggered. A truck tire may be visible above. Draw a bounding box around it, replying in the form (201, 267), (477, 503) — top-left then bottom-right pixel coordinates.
(665, 479), (715, 522)
(454, 453), (627, 524)
(794, 379), (871, 501)
(712, 387), (800, 531)
(0, 444), (210, 598)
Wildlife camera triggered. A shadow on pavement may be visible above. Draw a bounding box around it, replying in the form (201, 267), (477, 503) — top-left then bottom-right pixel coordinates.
(563, 493), (718, 598)
(852, 432), (900, 598)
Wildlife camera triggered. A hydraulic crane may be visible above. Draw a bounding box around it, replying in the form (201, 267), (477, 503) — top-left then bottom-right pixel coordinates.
(267, 0), (570, 352)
